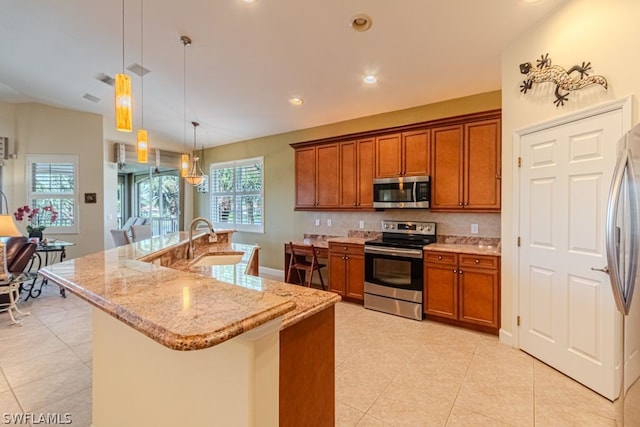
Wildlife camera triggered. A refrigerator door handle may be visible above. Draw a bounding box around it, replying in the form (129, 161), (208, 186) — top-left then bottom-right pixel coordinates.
(606, 148), (638, 315)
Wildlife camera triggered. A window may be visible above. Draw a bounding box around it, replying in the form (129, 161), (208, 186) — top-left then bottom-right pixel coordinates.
(135, 171), (180, 235)
(210, 157), (264, 233)
(27, 154), (79, 233)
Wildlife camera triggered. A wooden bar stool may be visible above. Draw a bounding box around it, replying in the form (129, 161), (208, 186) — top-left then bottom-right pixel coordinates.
(286, 242), (326, 290)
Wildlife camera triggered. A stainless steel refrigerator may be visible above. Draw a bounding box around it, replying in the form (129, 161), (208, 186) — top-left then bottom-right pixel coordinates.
(605, 123), (640, 425)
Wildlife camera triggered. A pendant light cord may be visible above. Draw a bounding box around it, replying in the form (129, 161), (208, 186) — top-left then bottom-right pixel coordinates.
(121, 0), (125, 73)
(140, 0), (144, 127)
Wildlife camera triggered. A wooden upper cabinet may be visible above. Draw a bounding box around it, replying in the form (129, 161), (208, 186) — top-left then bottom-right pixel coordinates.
(294, 144), (339, 209)
(464, 119), (501, 210)
(431, 118), (501, 212)
(292, 110), (500, 212)
(375, 130), (430, 178)
(294, 147), (316, 208)
(340, 138), (375, 209)
(356, 138), (375, 208)
(402, 129), (430, 176)
(431, 125), (463, 210)
(315, 144), (340, 208)
(375, 133), (402, 178)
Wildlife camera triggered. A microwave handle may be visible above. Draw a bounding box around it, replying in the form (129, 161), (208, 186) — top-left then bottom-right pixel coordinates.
(412, 182), (417, 203)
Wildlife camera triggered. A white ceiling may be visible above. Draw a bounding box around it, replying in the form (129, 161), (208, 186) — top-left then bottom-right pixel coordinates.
(0, 0), (565, 148)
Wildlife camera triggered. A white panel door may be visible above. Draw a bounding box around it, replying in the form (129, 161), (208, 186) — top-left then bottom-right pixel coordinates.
(519, 109), (624, 399)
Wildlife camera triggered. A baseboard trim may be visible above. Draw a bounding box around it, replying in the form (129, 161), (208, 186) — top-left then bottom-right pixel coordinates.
(259, 266), (284, 280)
(499, 328), (514, 347)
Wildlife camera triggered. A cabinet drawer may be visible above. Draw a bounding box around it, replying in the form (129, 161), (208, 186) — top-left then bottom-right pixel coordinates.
(424, 251), (457, 266)
(328, 242), (364, 255)
(459, 254), (499, 270)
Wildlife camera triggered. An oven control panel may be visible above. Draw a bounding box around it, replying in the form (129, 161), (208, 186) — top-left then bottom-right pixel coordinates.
(381, 220), (436, 236)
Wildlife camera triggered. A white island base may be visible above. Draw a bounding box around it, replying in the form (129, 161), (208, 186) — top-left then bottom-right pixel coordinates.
(92, 309), (282, 427)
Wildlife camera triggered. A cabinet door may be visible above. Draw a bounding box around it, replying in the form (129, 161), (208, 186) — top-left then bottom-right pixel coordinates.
(431, 125), (463, 210)
(295, 147), (316, 208)
(402, 129), (430, 177)
(464, 119), (501, 210)
(424, 263), (458, 319)
(339, 141), (357, 208)
(356, 138), (375, 208)
(375, 133), (402, 178)
(328, 252), (346, 295)
(458, 267), (499, 329)
(316, 144), (340, 207)
(345, 254), (364, 300)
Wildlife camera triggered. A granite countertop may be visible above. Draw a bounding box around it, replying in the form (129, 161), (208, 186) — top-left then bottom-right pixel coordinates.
(39, 231), (339, 351)
(288, 236), (375, 249)
(424, 243), (501, 256)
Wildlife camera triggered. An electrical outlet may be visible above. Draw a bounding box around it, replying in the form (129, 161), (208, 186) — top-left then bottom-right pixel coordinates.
(315, 218), (320, 226)
(327, 219), (332, 227)
(471, 224), (479, 234)
(359, 220), (365, 229)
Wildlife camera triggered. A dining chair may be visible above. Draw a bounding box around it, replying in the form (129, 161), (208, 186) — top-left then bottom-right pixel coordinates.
(110, 229), (131, 247)
(286, 242), (326, 289)
(130, 224), (153, 242)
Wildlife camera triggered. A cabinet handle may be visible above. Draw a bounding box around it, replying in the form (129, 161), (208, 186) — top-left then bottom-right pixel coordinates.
(475, 259), (480, 264)
(343, 246), (348, 250)
(345, 256), (349, 260)
(453, 269), (457, 273)
(459, 202), (463, 206)
(464, 202), (469, 206)
(438, 255), (442, 260)
(458, 270), (463, 274)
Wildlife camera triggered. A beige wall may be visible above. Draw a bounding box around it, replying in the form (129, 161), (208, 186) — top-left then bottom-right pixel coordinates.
(0, 102), (105, 258)
(196, 90), (502, 270)
(501, 0), (640, 343)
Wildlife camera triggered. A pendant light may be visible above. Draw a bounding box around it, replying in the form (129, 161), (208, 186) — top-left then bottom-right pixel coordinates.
(180, 35), (191, 177)
(136, 0), (148, 162)
(115, 0), (133, 132)
(185, 122), (205, 186)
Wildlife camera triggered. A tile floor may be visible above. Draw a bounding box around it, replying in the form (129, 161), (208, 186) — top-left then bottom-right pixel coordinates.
(0, 281), (616, 426)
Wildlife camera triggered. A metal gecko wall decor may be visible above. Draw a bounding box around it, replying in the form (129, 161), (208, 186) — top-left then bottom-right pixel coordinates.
(519, 54), (608, 107)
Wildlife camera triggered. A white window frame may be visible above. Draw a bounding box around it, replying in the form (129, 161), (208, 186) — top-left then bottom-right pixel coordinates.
(209, 156), (264, 233)
(26, 154), (79, 234)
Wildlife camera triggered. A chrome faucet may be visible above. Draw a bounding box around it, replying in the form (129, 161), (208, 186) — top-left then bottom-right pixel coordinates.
(188, 217), (216, 259)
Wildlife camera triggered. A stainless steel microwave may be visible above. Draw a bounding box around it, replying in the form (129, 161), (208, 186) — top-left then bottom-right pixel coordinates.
(373, 176), (430, 209)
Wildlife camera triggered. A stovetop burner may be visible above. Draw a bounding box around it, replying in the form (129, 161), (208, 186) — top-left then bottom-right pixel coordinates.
(365, 220), (437, 249)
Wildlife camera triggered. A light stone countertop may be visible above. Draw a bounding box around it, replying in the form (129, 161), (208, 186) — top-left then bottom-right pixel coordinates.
(39, 231), (339, 351)
(288, 236), (374, 249)
(424, 243), (501, 256)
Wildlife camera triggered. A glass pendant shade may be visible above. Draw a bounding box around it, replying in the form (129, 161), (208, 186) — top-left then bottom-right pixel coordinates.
(137, 129), (148, 163)
(181, 154), (190, 177)
(185, 154), (204, 186)
(115, 73), (133, 132)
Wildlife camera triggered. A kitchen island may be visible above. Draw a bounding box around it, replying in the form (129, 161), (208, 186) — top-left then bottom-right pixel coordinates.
(39, 231), (340, 427)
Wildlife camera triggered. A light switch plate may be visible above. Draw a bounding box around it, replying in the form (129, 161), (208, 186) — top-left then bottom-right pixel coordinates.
(359, 220), (365, 229)
(327, 219), (332, 227)
(315, 219), (320, 226)
(471, 224), (478, 234)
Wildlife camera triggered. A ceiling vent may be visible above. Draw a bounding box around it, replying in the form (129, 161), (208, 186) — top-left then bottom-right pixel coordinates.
(82, 93), (101, 103)
(127, 63), (150, 77)
(96, 73), (115, 86)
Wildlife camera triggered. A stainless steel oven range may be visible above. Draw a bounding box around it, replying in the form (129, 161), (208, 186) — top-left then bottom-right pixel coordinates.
(364, 220), (436, 320)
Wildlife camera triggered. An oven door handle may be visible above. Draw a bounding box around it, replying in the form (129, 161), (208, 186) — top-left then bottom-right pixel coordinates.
(364, 246), (423, 259)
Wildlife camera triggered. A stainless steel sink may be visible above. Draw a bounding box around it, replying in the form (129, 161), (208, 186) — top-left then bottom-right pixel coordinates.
(189, 252), (244, 267)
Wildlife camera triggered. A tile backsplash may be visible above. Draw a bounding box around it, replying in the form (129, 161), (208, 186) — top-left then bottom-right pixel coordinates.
(302, 211), (500, 239)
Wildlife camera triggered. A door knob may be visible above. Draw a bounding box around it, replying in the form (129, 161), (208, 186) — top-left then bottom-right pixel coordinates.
(591, 266), (610, 274)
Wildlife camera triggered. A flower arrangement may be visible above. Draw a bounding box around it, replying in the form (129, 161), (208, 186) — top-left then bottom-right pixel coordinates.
(13, 204), (59, 233)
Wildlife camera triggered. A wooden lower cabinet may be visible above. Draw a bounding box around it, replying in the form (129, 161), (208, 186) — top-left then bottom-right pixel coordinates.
(280, 305), (335, 427)
(424, 251), (500, 334)
(328, 243), (364, 302)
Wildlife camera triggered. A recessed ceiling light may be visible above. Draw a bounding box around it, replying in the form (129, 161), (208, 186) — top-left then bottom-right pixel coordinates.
(243, 0), (255, 3)
(289, 97), (304, 106)
(522, 0), (540, 2)
(350, 14), (372, 32)
(363, 75), (377, 84)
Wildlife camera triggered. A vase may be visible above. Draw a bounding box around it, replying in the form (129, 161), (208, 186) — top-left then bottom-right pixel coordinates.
(28, 230), (43, 241)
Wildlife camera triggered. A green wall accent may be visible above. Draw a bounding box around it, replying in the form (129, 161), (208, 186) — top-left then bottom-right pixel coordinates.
(195, 90), (501, 271)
